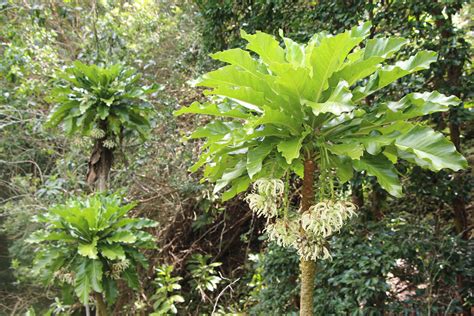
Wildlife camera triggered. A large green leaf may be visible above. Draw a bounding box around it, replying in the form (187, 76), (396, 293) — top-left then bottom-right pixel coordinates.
(103, 277), (118, 305)
(277, 130), (309, 164)
(353, 154), (403, 197)
(303, 81), (354, 116)
(78, 237), (99, 259)
(214, 160), (247, 194)
(75, 259), (103, 305)
(308, 22), (371, 102)
(330, 37), (408, 86)
(122, 267), (140, 289)
(106, 230), (137, 244)
(247, 142), (275, 179)
(241, 30), (286, 71)
(99, 244), (126, 260)
(221, 176), (251, 201)
(329, 154), (354, 183)
(326, 142), (364, 160)
(174, 101), (250, 119)
(395, 126), (467, 171)
(210, 48), (263, 74)
(353, 51), (437, 101)
(381, 91), (459, 122)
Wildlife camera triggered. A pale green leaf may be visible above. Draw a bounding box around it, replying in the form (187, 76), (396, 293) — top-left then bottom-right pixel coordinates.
(174, 101), (250, 119)
(329, 154), (353, 183)
(106, 231), (137, 244)
(329, 37), (408, 86)
(277, 130), (309, 164)
(353, 154), (402, 197)
(241, 30), (286, 70)
(326, 142), (364, 160)
(99, 244), (126, 260)
(78, 237), (99, 259)
(221, 176), (251, 201)
(75, 259), (103, 304)
(382, 91), (459, 122)
(247, 142), (275, 179)
(353, 51), (437, 101)
(303, 81), (354, 116)
(214, 160), (247, 193)
(309, 23), (370, 101)
(395, 126), (467, 171)
(210, 48), (263, 74)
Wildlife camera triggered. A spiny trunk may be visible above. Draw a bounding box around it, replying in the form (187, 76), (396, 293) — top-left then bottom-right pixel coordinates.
(300, 158), (316, 316)
(87, 138), (113, 192)
(94, 292), (108, 316)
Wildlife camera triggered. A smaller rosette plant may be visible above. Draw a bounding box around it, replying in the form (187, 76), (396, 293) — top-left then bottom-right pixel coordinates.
(28, 193), (158, 310)
(46, 61), (157, 144)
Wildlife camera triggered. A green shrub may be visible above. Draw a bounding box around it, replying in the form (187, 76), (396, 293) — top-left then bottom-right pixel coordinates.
(28, 193), (157, 306)
(150, 264), (184, 315)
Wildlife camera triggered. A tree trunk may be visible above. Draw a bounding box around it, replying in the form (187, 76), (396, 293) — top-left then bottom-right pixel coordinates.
(299, 158), (316, 316)
(431, 6), (470, 315)
(351, 172), (364, 208)
(87, 138), (113, 192)
(94, 292), (108, 316)
(449, 120), (468, 239)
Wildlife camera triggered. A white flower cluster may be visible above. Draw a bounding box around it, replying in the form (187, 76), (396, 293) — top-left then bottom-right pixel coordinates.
(296, 236), (331, 261)
(245, 179), (284, 218)
(102, 139), (116, 149)
(301, 200), (357, 238)
(245, 179), (358, 261)
(54, 268), (75, 284)
(266, 218), (299, 247)
(105, 259), (130, 279)
(90, 128), (106, 139)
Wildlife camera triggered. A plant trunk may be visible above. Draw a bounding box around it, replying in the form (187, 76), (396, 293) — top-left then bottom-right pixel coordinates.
(87, 138), (113, 192)
(449, 120), (468, 239)
(94, 292), (108, 316)
(299, 158), (316, 316)
(430, 9), (470, 314)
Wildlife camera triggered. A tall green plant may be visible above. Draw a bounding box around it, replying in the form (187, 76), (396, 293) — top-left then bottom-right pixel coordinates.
(46, 61), (155, 141)
(46, 61), (156, 189)
(28, 194), (157, 311)
(175, 22), (467, 315)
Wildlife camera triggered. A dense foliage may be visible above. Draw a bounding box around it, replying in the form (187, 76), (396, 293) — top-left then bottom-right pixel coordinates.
(252, 211), (473, 314)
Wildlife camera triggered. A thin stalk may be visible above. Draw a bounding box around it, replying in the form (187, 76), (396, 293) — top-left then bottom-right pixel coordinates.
(299, 157), (316, 316)
(284, 172), (290, 219)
